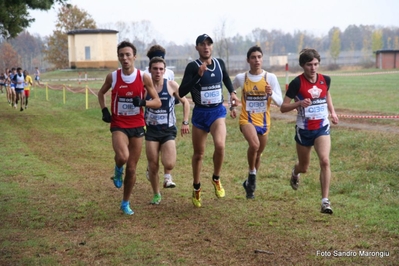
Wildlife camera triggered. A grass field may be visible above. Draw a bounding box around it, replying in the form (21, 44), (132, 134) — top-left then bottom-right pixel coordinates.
(0, 69), (398, 265)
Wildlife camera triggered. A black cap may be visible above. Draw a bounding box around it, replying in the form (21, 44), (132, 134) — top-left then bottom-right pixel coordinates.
(196, 34), (213, 45)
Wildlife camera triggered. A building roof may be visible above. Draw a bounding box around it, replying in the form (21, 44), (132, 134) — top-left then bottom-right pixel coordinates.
(67, 29), (118, 35)
(374, 49), (399, 54)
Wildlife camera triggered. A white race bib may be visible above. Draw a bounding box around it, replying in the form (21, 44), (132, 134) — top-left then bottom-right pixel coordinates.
(117, 97), (140, 116)
(146, 112), (168, 125)
(245, 95), (267, 114)
(304, 103), (328, 120)
(200, 84), (222, 105)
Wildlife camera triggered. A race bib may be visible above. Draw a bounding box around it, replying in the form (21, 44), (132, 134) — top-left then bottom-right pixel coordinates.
(304, 102), (328, 120)
(146, 112), (168, 125)
(245, 95), (267, 114)
(117, 97), (140, 116)
(200, 83), (222, 105)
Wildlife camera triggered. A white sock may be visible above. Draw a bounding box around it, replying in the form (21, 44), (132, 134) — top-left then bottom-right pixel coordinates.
(292, 168), (299, 177)
(249, 169), (256, 175)
(322, 198), (329, 203)
(164, 174), (171, 180)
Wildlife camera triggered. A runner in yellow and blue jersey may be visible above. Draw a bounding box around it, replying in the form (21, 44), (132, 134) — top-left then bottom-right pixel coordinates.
(230, 46), (283, 199)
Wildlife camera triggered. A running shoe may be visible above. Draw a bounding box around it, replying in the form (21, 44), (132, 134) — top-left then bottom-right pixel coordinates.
(321, 200), (333, 214)
(247, 174), (256, 192)
(112, 166), (124, 188)
(150, 193), (162, 205)
(211, 179), (225, 198)
(243, 180), (254, 199)
(192, 188), (202, 207)
(290, 168), (300, 190)
(120, 202), (134, 215)
(243, 174), (256, 199)
(163, 177), (176, 188)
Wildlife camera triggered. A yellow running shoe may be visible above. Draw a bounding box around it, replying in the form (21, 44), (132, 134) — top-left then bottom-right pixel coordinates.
(192, 188), (202, 207)
(211, 179), (225, 198)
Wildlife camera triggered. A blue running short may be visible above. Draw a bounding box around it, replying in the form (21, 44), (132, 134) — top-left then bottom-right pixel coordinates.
(295, 124), (330, 146)
(192, 104), (226, 132)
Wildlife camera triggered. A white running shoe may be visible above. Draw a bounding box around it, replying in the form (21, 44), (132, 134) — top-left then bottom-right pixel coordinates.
(163, 177), (176, 188)
(321, 200), (333, 214)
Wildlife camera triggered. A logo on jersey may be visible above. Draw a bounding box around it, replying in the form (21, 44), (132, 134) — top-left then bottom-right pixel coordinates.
(308, 85), (322, 99)
(119, 85), (128, 89)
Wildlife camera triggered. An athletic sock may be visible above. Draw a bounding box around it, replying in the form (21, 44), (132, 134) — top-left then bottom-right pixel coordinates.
(249, 169), (257, 175)
(193, 183), (201, 190)
(212, 174), (220, 181)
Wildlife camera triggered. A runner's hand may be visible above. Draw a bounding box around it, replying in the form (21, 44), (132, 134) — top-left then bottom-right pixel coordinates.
(102, 107), (112, 123)
(133, 96), (146, 106)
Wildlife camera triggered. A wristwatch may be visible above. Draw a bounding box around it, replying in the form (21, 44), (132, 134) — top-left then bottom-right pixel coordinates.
(182, 121), (189, 125)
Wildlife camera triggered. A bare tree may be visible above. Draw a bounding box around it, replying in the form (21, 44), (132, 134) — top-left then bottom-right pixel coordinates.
(213, 17), (232, 71)
(114, 21), (130, 43)
(130, 20), (157, 54)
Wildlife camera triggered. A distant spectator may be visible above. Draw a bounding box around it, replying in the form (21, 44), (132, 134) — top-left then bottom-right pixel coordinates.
(34, 67), (41, 85)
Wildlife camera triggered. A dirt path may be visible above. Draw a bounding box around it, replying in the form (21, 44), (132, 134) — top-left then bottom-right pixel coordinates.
(271, 111), (399, 134)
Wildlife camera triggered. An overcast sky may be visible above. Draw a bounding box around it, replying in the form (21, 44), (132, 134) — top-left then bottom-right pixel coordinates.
(27, 0), (399, 45)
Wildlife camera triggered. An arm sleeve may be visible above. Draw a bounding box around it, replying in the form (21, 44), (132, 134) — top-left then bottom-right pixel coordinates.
(285, 77), (301, 99)
(323, 75), (331, 90)
(178, 62), (201, 97)
(232, 73), (244, 90)
(217, 58), (234, 93)
(268, 73), (283, 107)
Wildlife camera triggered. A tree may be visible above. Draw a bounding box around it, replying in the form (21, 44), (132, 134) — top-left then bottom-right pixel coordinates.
(43, 5), (96, 69)
(213, 18), (231, 70)
(130, 20), (158, 53)
(9, 31), (43, 70)
(394, 36), (399, 49)
(0, 42), (20, 70)
(0, 0), (69, 39)
(341, 25), (363, 51)
(329, 28), (341, 63)
(114, 21), (130, 43)
(371, 30), (384, 52)
(296, 32), (305, 53)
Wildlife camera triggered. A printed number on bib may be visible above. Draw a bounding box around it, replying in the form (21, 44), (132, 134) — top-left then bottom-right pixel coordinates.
(117, 97), (140, 116)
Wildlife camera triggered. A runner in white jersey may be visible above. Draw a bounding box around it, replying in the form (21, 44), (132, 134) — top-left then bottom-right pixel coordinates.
(143, 45), (175, 81)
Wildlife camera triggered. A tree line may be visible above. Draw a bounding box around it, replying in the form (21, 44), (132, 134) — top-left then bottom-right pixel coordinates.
(1, 4), (398, 71)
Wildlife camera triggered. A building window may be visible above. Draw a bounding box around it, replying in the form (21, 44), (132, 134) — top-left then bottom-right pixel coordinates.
(85, 46), (91, 60)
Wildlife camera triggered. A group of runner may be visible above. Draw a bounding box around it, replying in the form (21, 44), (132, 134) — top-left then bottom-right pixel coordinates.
(99, 35), (339, 216)
(0, 66), (40, 111)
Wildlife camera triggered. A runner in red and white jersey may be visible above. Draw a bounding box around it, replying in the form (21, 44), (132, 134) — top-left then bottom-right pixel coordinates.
(98, 41), (161, 216)
(280, 48), (338, 214)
